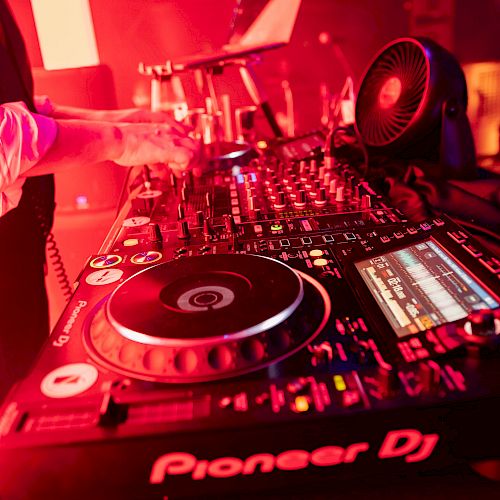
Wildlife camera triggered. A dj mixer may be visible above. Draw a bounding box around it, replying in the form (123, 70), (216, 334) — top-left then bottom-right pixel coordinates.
(0, 133), (499, 499)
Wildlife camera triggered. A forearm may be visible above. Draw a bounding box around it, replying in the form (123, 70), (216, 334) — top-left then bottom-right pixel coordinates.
(25, 119), (124, 176)
(50, 105), (134, 123)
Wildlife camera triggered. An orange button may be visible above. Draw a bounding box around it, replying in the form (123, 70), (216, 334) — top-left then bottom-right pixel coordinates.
(309, 249), (323, 257)
(313, 258), (328, 267)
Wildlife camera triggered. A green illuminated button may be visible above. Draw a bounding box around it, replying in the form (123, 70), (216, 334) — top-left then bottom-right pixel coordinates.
(271, 223), (283, 231)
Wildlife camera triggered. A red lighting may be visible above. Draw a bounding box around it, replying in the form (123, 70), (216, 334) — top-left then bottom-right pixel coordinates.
(378, 77), (402, 109)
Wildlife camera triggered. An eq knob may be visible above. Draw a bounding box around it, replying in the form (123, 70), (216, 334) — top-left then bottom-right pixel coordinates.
(274, 191), (286, 210)
(177, 220), (190, 240)
(203, 219), (216, 241)
(224, 214), (238, 234)
(314, 187), (327, 206)
(147, 223), (163, 245)
(335, 186), (345, 203)
(361, 194), (372, 209)
(294, 190), (306, 208)
(195, 210), (204, 227)
(462, 309), (500, 347)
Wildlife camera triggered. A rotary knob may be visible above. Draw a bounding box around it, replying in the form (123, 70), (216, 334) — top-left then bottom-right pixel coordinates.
(462, 309), (500, 347)
(224, 214), (238, 234)
(147, 223), (163, 246)
(294, 190), (306, 208)
(177, 220), (190, 240)
(274, 191), (286, 210)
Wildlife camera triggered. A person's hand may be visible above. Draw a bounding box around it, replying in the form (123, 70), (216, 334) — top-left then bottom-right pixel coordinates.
(111, 108), (190, 134)
(114, 122), (198, 175)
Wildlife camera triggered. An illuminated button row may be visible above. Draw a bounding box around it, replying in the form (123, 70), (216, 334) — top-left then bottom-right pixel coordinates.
(89, 251), (163, 268)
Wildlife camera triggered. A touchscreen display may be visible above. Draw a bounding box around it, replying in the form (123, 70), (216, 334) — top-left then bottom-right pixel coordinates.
(355, 239), (499, 337)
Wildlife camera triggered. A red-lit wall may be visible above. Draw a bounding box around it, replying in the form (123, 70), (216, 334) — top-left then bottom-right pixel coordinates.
(11, 1), (498, 132)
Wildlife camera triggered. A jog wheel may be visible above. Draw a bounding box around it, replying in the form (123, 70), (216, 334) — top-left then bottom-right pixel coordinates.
(84, 254), (330, 383)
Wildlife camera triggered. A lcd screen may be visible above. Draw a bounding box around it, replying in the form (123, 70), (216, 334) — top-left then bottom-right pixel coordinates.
(355, 239), (499, 337)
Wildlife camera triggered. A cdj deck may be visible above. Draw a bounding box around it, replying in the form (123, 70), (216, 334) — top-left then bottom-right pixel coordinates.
(0, 136), (499, 498)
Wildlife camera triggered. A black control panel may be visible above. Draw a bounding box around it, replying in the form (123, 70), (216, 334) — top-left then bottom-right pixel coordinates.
(0, 147), (499, 499)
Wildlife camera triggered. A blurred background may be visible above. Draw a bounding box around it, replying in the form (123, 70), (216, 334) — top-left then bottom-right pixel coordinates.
(8, 0), (499, 325)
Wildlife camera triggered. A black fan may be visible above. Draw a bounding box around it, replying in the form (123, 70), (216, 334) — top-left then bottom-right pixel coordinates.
(355, 37), (476, 179)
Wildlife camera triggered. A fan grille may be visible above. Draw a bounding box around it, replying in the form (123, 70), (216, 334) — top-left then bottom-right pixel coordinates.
(356, 40), (429, 147)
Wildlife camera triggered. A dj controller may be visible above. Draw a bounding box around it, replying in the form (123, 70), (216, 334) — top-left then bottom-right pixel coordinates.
(0, 133), (499, 499)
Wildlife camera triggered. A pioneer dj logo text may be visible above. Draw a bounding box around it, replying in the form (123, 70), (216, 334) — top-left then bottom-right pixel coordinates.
(150, 429), (439, 483)
(53, 300), (88, 347)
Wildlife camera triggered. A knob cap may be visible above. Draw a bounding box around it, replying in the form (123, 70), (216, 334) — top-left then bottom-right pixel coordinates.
(203, 219), (215, 240)
(315, 188), (327, 206)
(274, 191), (286, 209)
(177, 220), (190, 239)
(294, 190), (306, 208)
(195, 210), (204, 227)
(224, 214), (238, 234)
(148, 223), (163, 244)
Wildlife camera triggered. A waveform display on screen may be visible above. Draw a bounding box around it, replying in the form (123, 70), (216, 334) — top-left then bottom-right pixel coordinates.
(355, 239), (499, 337)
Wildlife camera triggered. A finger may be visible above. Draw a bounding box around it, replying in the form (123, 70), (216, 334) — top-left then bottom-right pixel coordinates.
(170, 148), (193, 166)
(173, 136), (199, 151)
(151, 112), (192, 133)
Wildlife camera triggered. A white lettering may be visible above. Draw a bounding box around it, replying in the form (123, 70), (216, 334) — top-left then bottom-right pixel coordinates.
(149, 429), (439, 484)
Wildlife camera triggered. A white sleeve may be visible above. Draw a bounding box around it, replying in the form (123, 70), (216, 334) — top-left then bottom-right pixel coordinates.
(0, 101), (58, 217)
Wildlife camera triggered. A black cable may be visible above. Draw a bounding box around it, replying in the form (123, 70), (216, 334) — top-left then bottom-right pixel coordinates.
(46, 232), (73, 301)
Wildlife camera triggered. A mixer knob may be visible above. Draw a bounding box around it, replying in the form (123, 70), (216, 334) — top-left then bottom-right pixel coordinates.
(468, 310), (496, 336)
(181, 186), (189, 203)
(310, 159), (317, 174)
(318, 166), (325, 180)
(299, 160), (307, 174)
(329, 179), (337, 195)
(335, 186), (345, 203)
(294, 190), (307, 208)
(314, 188), (327, 206)
(224, 214), (239, 234)
(203, 219), (216, 241)
(304, 177), (313, 191)
(361, 194), (372, 209)
(177, 203), (185, 220)
(177, 220), (190, 240)
(323, 172), (331, 188)
(274, 191), (286, 210)
(147, 223), (163, 245)
(462, 309), (500, 347)
(195, 210), (204, 227)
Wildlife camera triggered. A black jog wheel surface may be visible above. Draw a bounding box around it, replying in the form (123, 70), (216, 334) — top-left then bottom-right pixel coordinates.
(84, 254), (331, 383)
